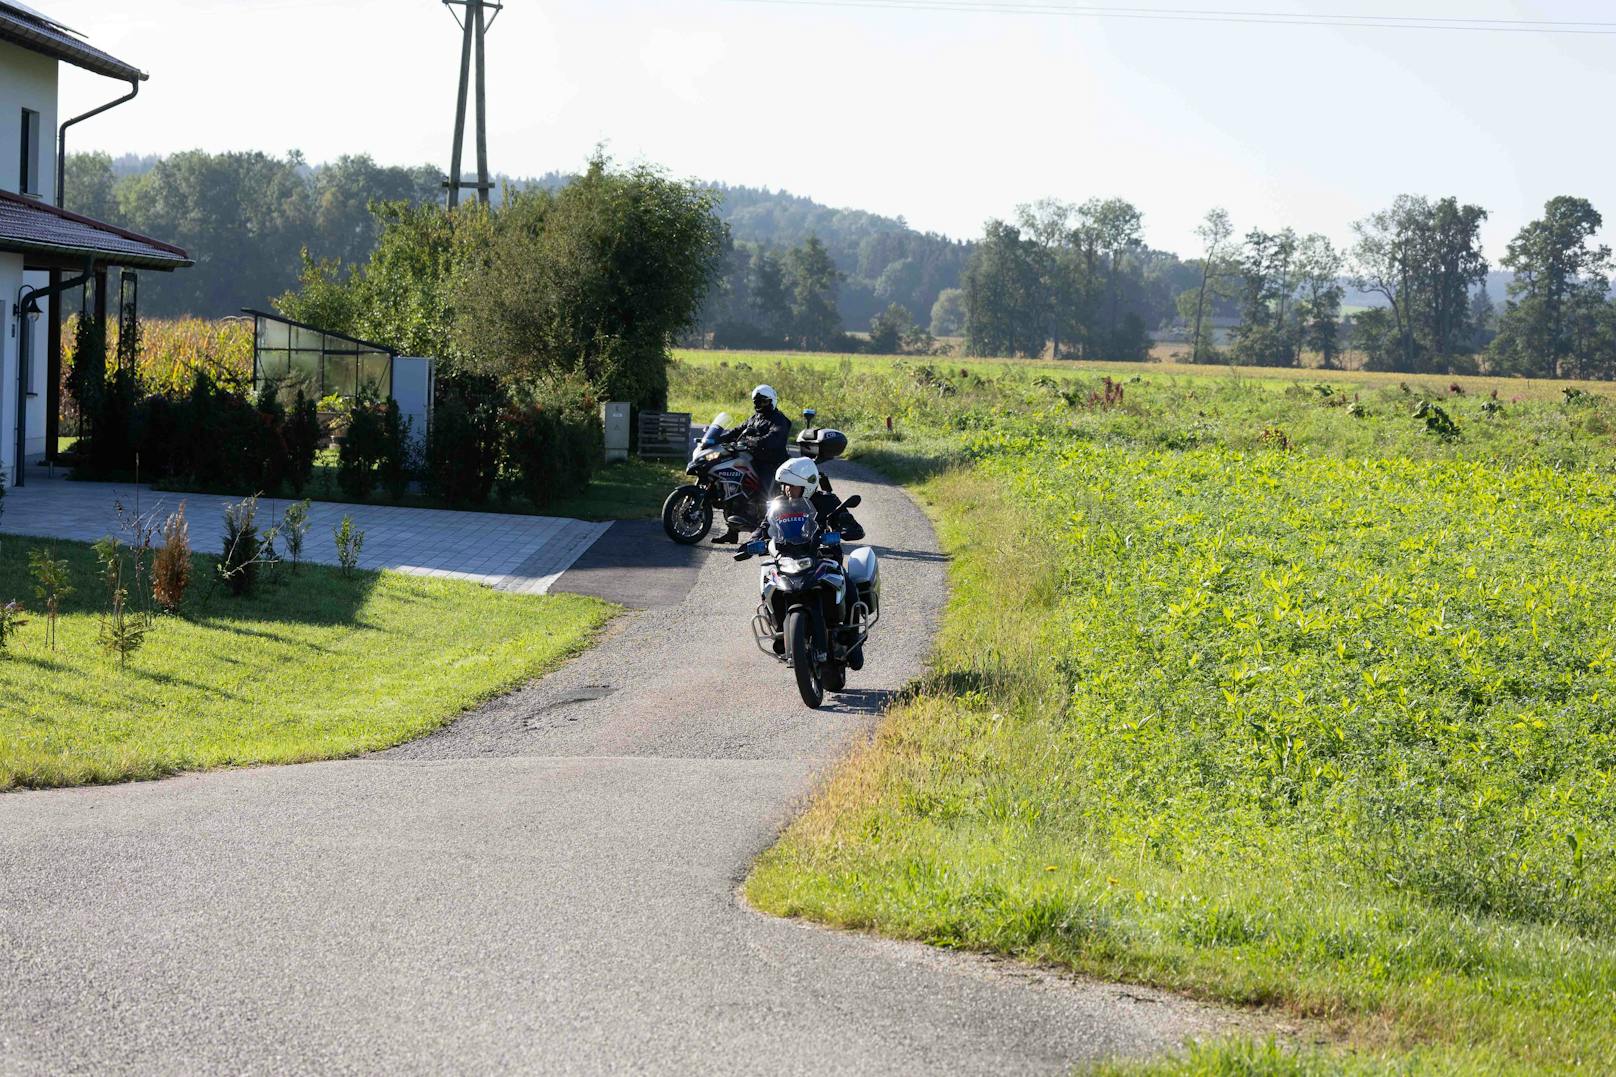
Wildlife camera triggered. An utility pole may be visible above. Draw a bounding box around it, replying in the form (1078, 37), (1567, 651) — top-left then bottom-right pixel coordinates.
(443, 0), (502, 209)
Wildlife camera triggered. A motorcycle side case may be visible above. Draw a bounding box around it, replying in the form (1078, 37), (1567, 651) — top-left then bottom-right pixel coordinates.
(846, 546), (879, 613)
(797, 428), (847, 463)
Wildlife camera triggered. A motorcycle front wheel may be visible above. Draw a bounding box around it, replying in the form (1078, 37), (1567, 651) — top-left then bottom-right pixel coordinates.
(785, 609), (824, 709)
(662, 485), (713, 544)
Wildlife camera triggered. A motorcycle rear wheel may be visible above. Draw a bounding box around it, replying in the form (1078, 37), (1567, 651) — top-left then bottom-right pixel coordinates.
(662, 485), (713, 544)
(785, 609), (824, 709)
(822, 663), (846, 693)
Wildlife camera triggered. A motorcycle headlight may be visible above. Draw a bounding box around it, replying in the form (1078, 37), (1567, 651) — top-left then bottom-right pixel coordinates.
(780, 555), (816, 574)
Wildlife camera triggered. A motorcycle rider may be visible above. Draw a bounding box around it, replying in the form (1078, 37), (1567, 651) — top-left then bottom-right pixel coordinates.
(743, 458), (850, 554)
(711, 384), (792, 543)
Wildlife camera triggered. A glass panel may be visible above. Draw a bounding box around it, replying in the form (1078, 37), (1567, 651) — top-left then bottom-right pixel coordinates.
(257, 350), (292, 382)
(257, 317), (289, 350)
(288, 350), (321, 398)
(358, 352), (390, 396)
(324, 351), (357, 399)
(293, 326), (325, 352)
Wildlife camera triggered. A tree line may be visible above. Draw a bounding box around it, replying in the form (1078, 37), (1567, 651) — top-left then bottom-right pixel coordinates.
(64, 152), (966, 335)
(66, 151), (444, 319)
(962, 192), (1616, 380)
(66, 148), (1616, 380)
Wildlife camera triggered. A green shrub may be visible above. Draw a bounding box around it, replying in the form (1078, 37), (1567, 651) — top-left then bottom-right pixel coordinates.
(0, 599), (25, 655)
(502, 381), (601, 509)
(426, 374), (501, 505)
(285, 389), (320, 494)
(218, 496), (261, 596)
(336, 392), (387, 502)
(379, 398), (411, 502)
(334, 515), (364, 576)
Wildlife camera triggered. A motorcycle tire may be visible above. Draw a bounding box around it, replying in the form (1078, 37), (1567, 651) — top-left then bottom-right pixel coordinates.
(823, 663), (846, 693)
(662, 485), (713, 544)
(785, 609), (824, 709)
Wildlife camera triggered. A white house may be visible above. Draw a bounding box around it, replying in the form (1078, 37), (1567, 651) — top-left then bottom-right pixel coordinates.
(0, 1), (189, 488)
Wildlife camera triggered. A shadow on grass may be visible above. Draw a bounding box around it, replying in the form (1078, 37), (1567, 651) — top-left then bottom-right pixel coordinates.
(126, 665), (248, 701)
(1, 538), (383, 632)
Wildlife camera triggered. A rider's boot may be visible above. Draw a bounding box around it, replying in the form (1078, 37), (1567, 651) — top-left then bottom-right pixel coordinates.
(711, 528), (738, 544)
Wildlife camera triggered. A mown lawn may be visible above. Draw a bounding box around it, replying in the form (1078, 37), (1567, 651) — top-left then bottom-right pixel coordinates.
(667, 353), (1616, 1072)
(0, 539), (612, 790)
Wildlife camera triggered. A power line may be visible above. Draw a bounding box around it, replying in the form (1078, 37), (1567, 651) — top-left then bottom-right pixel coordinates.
(723, 0), (1616, 35)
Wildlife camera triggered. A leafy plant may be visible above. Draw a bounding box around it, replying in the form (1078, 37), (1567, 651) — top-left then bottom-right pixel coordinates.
(285, 389), (320, 494)
(334, 515), (365, 576)
(1413, 399), (1461, 440)
(1257, 426), (1292, 450)
(379, 397), (411, 502)
(27, 548), (71, 651)
(109, 496), (165, 624)
(337, 391), (391, 501)
(281, 500), (311, 571)
(93, 536), (148, 668)
(152, 504), (192, 612)
(218, 495), (262, 596)
(426, 374), (502, 505)
(0, 599), (25, 655)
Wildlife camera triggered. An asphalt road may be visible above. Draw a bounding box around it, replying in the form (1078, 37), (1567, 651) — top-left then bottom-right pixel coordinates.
(0, 465), (1232, 1074)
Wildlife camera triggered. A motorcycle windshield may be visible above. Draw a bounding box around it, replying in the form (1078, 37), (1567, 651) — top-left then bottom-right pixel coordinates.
(698, 412), (733, 449)
(767, 497), (818, 550)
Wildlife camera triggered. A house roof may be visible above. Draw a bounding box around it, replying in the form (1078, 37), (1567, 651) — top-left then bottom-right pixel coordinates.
(0, 190), (191, 271)
(0, 1), (145, 82)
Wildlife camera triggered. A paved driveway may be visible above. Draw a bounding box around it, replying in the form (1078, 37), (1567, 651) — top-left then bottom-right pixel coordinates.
(0, 475), (608, 595)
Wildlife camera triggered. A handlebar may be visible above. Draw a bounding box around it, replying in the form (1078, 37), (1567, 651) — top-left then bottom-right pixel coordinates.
(733, 539), (768, 562)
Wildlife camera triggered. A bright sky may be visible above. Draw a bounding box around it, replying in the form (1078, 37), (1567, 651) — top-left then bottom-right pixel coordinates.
(44, 0), (1616, 257)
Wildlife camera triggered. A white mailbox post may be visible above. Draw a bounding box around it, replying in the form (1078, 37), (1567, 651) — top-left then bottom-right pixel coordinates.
(602, 401), (631, 463)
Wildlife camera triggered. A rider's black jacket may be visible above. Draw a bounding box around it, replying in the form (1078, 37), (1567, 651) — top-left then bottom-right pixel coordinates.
(719, 405), (792, 483)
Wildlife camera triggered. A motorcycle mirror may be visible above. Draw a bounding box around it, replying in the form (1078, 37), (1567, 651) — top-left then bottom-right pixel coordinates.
(823, 532), (842, 545)
(841, 495), (862, 510)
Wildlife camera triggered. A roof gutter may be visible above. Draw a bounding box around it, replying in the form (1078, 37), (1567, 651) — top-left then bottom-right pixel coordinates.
(56, 77), (139, 209)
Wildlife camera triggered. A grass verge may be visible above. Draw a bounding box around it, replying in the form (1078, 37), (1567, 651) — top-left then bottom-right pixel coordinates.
(0, 537), (612, 790)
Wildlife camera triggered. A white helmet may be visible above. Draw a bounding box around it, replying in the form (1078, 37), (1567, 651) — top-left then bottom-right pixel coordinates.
(774, 456), (819, 496)
(752, 384), (778, 410)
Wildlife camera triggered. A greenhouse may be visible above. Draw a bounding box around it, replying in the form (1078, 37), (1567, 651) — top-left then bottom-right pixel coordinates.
(246, 308), (397, 402)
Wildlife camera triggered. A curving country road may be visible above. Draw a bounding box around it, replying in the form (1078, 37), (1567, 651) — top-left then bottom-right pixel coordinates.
(0, 466), (1228, 1074)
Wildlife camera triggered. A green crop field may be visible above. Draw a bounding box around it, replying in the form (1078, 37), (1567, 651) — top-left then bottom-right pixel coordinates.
(669, 350), (1616, 1072)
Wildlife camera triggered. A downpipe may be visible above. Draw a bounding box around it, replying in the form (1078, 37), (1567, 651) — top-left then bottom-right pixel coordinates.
(57, 79), (140, 208)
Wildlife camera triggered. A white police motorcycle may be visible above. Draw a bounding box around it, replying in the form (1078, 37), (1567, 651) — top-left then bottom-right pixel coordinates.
(736, 453), (879, 709)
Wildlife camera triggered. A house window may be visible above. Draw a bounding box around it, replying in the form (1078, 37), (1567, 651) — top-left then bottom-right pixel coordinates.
(19, 108), (40, 196)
